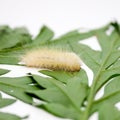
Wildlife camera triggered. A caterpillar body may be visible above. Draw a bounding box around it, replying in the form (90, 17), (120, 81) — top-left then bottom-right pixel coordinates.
(21, 48), (81, 72)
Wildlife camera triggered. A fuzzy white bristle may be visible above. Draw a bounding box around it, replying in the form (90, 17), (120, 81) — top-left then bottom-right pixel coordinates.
(21, 48), (81, 72)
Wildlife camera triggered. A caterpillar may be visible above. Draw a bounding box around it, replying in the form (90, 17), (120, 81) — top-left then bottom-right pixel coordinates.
(21, 48), (81, 72)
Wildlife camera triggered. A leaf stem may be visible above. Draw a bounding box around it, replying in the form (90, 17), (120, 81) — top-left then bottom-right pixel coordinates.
(81, 35), (117, 120)
(82, 72), (101, 120)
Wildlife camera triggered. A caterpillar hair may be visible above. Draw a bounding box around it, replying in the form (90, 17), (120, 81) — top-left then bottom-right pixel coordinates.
(21, 48), (81, 72)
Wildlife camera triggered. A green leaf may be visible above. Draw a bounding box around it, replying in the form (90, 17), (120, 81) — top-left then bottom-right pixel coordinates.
(0, 76), (39, 104)
(63, 22), (120, 119)
(27, 69), (89, 120)
(33, 25), (54, 45)
(70, 27), (117, 74)
(40, 103), (81, 120)
(0, 24), (95, 65)
(0, 25), (32, 65)
(0, 22), (120, 120)
(92, 76), (120, 113)
(0, 112), (22, 120)
(0, 48), (25, 64)
(99, 103), (120, 120)
(40, 69), (88, 84)
(0, 68), (10, 75)
(0, 93), (16, 108)
(103, 76), (120, 102)
(0, 25), (54, 65)
(47, 29), (95, 50)
(0, 93), (23, 120)
(0, 25), (31, 50)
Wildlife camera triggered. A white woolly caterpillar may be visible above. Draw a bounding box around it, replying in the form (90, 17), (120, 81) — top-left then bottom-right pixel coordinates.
(21, 48), (81, 72)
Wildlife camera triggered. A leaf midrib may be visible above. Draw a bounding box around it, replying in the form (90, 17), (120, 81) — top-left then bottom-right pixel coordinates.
(95, 90), (120, 104)
(49, 79), (82, 114)
(82, 33), (119, 120)
(0, 81), (28, 90)
(81, 48), (100, 66)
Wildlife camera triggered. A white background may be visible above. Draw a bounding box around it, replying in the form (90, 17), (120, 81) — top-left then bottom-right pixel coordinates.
(0, 0), (120, 120)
